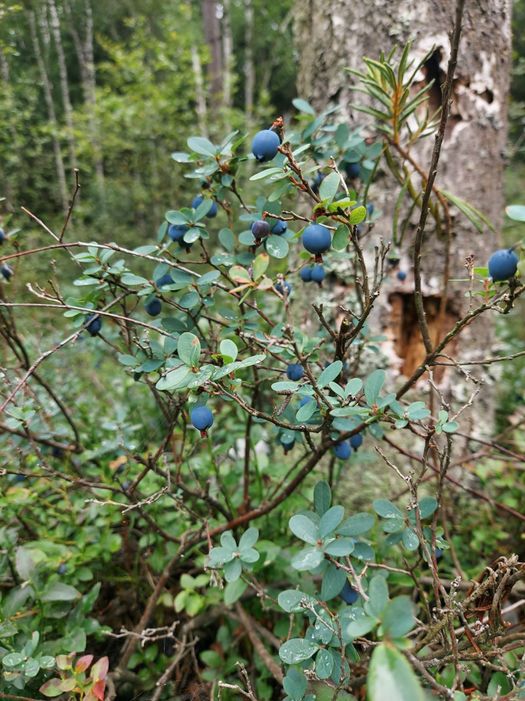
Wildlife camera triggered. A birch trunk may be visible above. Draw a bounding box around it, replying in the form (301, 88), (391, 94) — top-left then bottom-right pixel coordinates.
(48, 0), (77, 173)
(28, 9), (68, 213)
(295, 0), (511, 433)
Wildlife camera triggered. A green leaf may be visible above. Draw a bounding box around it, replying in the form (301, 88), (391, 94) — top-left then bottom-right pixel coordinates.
(319, 506), (345, 537)
(418, 497), (438, 519)
(41, 582), (80, 602)
(345, 378), (363, 397)
(402, 529), (419, 551)
(283, 668), (308, 700)
(229, 265), (252, 283)
(367, 576), (389, 618)
(293, 98), (315, 115)
(381, 596), (416, 638)
(187, 136), (217, 157)
(279, 638), (319, 665)
(278, 590), (310, 613)
(314, 481), (332, 516)
(318, 361), (343, 388)
(442, 190), (494, 233)
(296, 398), (317, 422)
(239, 527), (259, 549)
(156, 365), (191, 391)
(177, 332), (201, 367)
(223, 558), (242, 582)
(364, 369), (385, 405)
(443, 421), (458, 433)
(338, 513), (375, 536)
(346, 610), (376, 637)
(272, 381), (301, 392)
(324, 538), (354, 557)
(266, 235), (289, 259)
(196, 270), (221, 286)
(220, 339), (238, 362)
(315, 648), (335, 679)
(350, 206), (367, 225)
(319, 172), (341, 202)
(289, 515), (319, 544)
(367, 644), (424, 701)
(292, 547), (323, 571)
(219, 228), (235, 251)
(253, 252), (269, 279)
(320, 563), (347, 601)
(249, 166), (284, 181)
(2, 652), (24, 668)
(332, 224), (350, 251)
(224, 579), (248, 606)
(506, 204), (525, 222)
(121, 273), (149, 286)
(373, 499), (403, 519)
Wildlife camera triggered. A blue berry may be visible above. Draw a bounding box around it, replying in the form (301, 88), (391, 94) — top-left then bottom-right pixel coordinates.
(299, 396), (313, 407)
(190, 406), (214, 433)
(145, 298), (162, 317)
(310, 265), (325, 284)
(302, 224), (331, 256)
(251, 129), (280, 162)
(435, 548), (443, 560)
(275, 280), (292, 296)
(488, 249), (519, 282)
(340, 581), (359, 604)
(0, 228), (5, 244)
(366, 203), (374, 216)
(300, 267), (313, 282)
(192, 195), (218, 218)
(251, 220), (270, 240)
(57, 564), (67, 575)
(286, 364), (304, 381)
(156, 273), (173, 288)
(397, 270), (407, 282)
(271, 219), (287, 235)
(311, 172), (325, 194)
(85, 313), (102, 336)
(168, 224), (188, 242)
(345, 162), (361, 179)
(280, 435), (295, 453)
(333, 440), (352, 460)
(1, 264), (13, 281)
(350, 433), (363, 450)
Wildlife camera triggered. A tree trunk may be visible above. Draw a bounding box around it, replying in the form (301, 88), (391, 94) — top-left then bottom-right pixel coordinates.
(202, 0), (223, 104)
(222, 0), (233, 110)
(48, 0), (77, 173)
(191, 44), (208, 135)
(64, 0), (104, 194)
(294, 0), (511, 432)
(244, 0), (255, 122)
(27, 9), (68, 214)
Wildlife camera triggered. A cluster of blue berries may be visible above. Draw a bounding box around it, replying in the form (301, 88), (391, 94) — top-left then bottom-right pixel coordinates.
(332, 432), (363, 460)
(300, 265), (325, 284)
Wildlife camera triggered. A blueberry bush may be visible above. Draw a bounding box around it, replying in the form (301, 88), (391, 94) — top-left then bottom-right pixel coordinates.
(1, 42), (525, 701)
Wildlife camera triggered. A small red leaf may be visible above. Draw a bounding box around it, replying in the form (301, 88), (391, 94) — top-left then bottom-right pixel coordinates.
(75, 654), (94, 673)
(90, 656), (109, 681)
(92, 678), (106, 700)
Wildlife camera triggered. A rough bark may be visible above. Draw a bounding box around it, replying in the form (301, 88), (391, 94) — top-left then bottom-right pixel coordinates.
(294, 0), (511, 433)
(27, 8), (68, 213)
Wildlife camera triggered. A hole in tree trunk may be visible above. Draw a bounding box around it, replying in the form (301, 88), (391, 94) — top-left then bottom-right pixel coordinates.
(422, 48), (446, 114)
(389, 292), (459, 379)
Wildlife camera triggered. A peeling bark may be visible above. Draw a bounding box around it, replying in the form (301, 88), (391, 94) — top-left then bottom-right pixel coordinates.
(295, 0), (511, 432)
